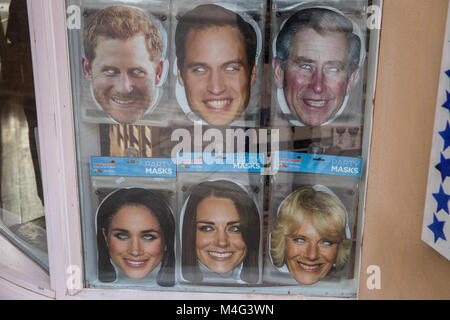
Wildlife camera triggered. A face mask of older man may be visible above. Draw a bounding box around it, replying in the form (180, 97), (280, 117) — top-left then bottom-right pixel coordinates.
(273, 8), (362, 127)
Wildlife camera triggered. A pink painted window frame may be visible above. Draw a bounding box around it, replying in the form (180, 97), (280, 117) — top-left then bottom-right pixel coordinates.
(0, 0), (381, 300)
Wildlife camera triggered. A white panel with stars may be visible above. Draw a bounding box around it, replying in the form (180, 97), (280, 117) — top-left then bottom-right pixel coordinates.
(422, 4), (450, 261)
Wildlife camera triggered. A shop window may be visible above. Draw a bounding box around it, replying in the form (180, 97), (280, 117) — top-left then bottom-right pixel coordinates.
(0, 0), (48, 272)
(67, 0), (378, 297)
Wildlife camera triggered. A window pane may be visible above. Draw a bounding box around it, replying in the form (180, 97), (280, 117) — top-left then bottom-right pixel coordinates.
(67, 0), (375, 297)
(0, 0), (48, 272)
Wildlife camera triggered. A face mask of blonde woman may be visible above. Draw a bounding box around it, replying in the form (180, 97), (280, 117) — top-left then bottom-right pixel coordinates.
(270, 186), (351, 285)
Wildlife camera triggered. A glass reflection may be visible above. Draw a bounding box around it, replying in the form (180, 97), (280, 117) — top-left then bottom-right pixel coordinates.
(0, 0), (48, 272)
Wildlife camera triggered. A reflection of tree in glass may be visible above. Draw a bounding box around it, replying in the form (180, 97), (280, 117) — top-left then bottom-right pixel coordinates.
(336, 128), (346, 144)
(348, 127), (360, 147)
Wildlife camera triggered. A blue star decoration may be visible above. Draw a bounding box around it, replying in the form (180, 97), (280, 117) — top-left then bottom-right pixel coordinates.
(446, 69), (450, 78)
(439, 122), (450, 151)
(443, 91), (450, 112)
(435, 153), (450, 181)
(427, 213), (447, 243)
(432, 185), (450, 214)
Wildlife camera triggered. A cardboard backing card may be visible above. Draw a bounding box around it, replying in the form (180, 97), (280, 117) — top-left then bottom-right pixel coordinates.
(169, 0), (266, 128)
(269, 0), (368, 128)
(263, 171), (360, 295)
(83, 171), (177, 289)
(261, 148), (361, 295)
(67, 0), (173, 127)
(175, 157), (264, 286)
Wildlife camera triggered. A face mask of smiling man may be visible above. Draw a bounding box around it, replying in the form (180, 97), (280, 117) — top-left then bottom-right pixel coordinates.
(82, 5), (164, 125)
(175, 4), (258, 127)
(273, 8), (362, 127)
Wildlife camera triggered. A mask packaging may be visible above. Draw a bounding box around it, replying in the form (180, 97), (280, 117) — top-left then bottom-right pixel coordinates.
(175, 152), (264, 287)
(170, 0), (266, 128)
(83, 156), (177, 289)
(269, 0), (368, 134)
(68, 0), (171, 127)
(263, 151), (362, 297)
